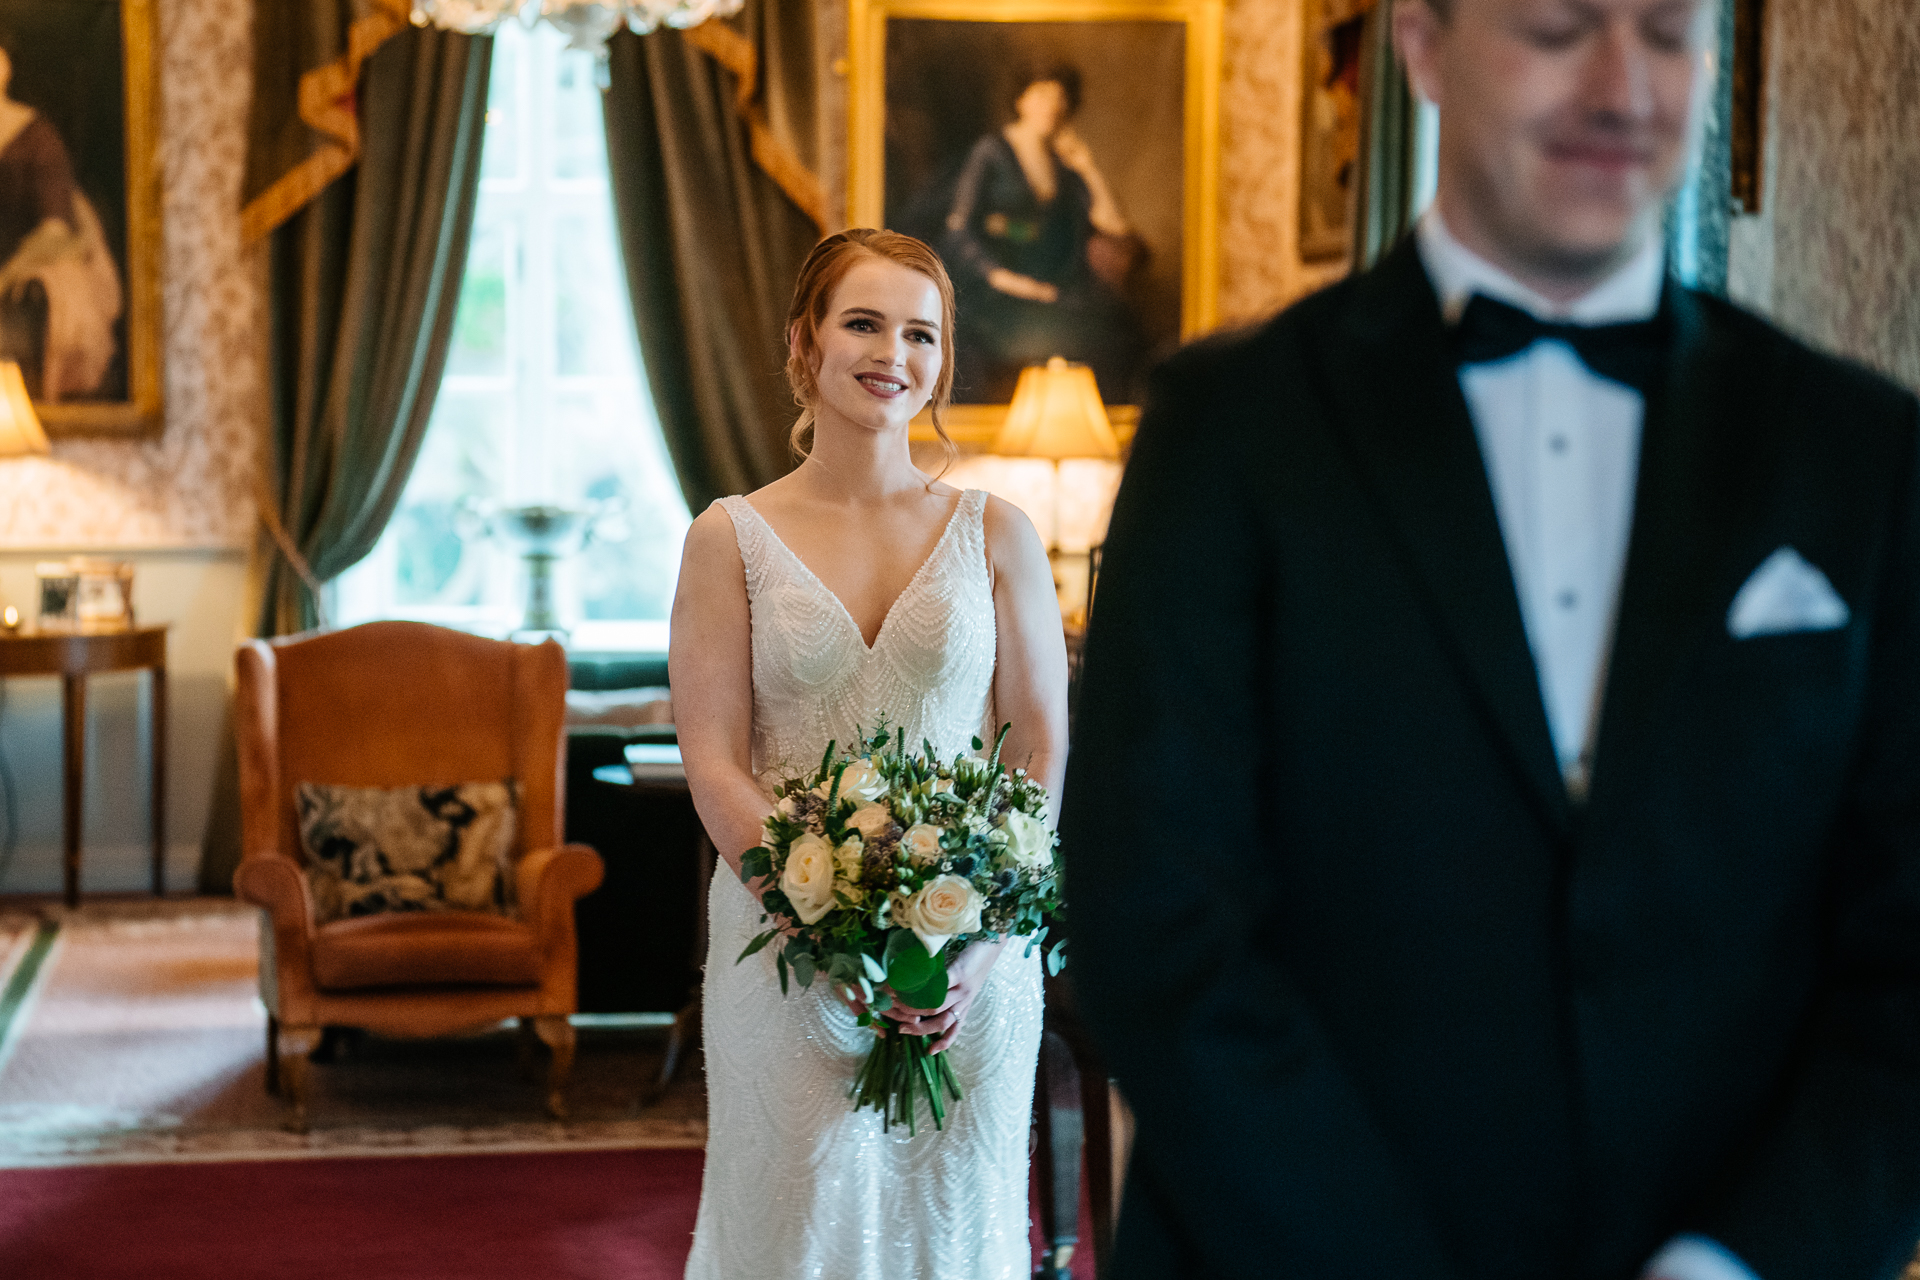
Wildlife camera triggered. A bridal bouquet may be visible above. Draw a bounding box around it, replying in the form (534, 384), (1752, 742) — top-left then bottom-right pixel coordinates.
(736, 723), (1065, 1134)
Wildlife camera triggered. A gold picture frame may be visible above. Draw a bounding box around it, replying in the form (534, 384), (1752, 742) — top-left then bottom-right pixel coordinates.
(1, 0), (164, 437)
(848, 0), (1222, 432)
(1298, 0), (1370, 263)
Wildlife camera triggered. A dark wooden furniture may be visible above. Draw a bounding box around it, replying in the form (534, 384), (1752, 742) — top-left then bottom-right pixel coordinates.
(1033, 972), (1123, 1278)
(0, 626), (167, 906)
(581, 744), (713, 1103)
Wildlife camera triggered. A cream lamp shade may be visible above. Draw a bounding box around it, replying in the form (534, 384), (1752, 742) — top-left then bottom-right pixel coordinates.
(992, 356), (1120, 461)
(0, 362), (50, 457)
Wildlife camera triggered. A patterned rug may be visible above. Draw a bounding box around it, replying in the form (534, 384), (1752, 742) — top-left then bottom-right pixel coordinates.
(0, 899), (705, 1168)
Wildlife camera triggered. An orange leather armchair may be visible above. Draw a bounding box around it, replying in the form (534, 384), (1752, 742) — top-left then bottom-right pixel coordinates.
(234, 621), (605, 1131)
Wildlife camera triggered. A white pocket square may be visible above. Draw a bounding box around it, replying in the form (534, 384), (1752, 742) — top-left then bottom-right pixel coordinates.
(1726, 547), (1850, 639)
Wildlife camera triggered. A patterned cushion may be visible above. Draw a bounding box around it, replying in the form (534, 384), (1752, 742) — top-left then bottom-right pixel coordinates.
(294, 781), (518, 925)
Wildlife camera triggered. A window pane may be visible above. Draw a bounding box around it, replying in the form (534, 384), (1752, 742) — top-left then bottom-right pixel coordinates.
(553, 203), (627, 377)
(550, 51), (604, 181)
(391, 391), (508, 608)
(480, 33), (522, 183)
(332, 20), (690, 636)
(546, 389), (685, 621)
(446, 206), (511, 377)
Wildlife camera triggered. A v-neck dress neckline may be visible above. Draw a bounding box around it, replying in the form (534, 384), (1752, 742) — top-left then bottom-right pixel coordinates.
(733, 491), (970, 653)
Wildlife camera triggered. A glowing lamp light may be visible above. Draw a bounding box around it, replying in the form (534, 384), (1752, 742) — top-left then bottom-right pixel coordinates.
(992, 356), (1120, 462)
(0, 362), (50, 458)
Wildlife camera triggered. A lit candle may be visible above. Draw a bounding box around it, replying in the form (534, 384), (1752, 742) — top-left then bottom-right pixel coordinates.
(1, 605), (18, 631)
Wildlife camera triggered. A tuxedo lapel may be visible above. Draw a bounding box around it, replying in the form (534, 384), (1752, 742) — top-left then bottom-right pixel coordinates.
(1311, 239), (1574, 836)
(1588, 289), (1757, 804)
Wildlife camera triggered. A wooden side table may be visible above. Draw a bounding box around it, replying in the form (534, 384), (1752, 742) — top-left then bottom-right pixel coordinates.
(0, 626), (168, 906)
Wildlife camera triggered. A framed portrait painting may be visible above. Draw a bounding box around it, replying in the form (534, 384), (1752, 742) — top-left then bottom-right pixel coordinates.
(0, 0), (162, 436)
(848, 0), (1222, 421)
(1298, 0), (1370, 262)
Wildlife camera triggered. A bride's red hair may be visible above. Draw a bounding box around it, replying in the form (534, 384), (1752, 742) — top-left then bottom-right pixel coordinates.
(784, 229), (958, 462)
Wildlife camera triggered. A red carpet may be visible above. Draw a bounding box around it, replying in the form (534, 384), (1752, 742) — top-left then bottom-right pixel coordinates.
(0, 1149), (704, 1280)
(0, 1147), (1096, 1279)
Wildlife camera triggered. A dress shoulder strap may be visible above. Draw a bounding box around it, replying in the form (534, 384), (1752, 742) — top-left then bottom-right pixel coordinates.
(952, 488), (992, 580)
(713, 496), (776, 598)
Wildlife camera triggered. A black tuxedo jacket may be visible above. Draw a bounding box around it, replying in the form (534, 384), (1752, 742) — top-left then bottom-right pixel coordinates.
(1060, 238), (1920, 1280)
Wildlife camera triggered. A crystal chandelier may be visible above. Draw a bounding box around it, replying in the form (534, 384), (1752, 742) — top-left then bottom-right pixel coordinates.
(411, 0), (743, 65)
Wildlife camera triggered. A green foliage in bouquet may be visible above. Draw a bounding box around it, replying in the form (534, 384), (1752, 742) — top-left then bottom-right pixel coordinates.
(736, 723), (1065, 1134)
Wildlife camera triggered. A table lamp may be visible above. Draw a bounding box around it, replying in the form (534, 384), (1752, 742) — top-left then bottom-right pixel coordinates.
(0, 361), (50, 457)
(992, 356), (1120, 548)
(992, 356), (1122, 627)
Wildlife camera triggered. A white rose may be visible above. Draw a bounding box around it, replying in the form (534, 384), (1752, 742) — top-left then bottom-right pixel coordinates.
(774, 794), (796, 818)
(836, 837), (869, 905)
(896, 874), (984, 956)
(779, 832), (838, 925)
(901, 823), (944, 866)
(848, 802), (893, 841)
(834, 835), (865, 881)
(814, 757), (888, 806)
(839, 758), (889, 804)
(997, 809), (1053, 869)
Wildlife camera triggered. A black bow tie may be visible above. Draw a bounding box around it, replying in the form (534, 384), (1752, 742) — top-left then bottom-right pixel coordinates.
(1453, 293), (1668, 396)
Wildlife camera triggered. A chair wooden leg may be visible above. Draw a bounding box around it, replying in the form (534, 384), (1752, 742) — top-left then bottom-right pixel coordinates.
(264, 1013), (281, 1096)
(1033, 1027), (1084, 1279)
(275, 1023), (322, 1133)
(645, 996), (701, 1107)
(532, 1015), (575, 1120)
(516, 1016), (541, 1083)
(1082, 1071), (1118, 1279)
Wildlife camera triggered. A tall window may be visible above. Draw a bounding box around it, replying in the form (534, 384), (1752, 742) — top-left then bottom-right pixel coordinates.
(333, 22), (690, 647)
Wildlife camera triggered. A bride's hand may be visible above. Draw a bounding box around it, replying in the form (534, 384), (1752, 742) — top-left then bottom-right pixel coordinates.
(882, 939), (1007, 1053)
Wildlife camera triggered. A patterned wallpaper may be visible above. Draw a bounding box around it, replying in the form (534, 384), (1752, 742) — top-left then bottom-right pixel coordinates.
(1764, 0), (1920, 396)
(1217, 0), (1347, 328)
(0, 0), (261, 550)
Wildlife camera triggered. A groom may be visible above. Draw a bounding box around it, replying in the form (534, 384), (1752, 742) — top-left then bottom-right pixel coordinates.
(1061, 1), (1920, 1278)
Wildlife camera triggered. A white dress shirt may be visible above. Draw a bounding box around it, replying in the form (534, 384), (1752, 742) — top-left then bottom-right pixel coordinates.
(1415, 211), (1662, 799)
(1414, 212), (1762, 1280)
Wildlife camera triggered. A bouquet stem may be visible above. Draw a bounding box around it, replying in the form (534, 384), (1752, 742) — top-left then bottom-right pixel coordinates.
(849, 1025), (963, 1135)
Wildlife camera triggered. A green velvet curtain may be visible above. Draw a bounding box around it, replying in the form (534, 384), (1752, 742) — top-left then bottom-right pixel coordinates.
(602, 21), (822, 513)
(1350, 0), (1421, 273)
(201, 26), (490, 893)
(254, 27), (492, 636)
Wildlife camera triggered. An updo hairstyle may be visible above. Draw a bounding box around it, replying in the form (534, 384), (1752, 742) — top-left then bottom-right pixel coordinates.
(784, 228), (958, 463)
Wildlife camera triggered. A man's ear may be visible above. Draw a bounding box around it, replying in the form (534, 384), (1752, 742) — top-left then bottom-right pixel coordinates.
(1393, 0), (1446, 109)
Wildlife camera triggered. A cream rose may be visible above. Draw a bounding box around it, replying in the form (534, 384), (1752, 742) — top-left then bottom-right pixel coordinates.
(897, 874), (984, 956)
(779, 832), (838, 924)
(901, 823), (944, 866)
(839, 758), (889, 804)
(815, 757), (888, 806)
(833, 836), (866, 904)
(848, 802), (893, 841)
(997, 810), (1053, 869)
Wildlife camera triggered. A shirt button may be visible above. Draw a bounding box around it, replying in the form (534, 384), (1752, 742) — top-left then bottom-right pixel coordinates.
(1549, 436), (1569, 454)
(1557, 590), (1578, 610)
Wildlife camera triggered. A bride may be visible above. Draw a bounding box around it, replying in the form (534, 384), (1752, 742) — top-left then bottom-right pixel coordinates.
(669, 228), (1070, 1279)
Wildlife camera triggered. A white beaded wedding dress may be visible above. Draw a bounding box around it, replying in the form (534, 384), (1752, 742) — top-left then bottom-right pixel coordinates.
(684, 489), (1044, 1280)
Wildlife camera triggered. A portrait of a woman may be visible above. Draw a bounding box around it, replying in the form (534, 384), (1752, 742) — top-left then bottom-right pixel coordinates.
(942, 62), (1147, 403)
(0, 26), (124, 403)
